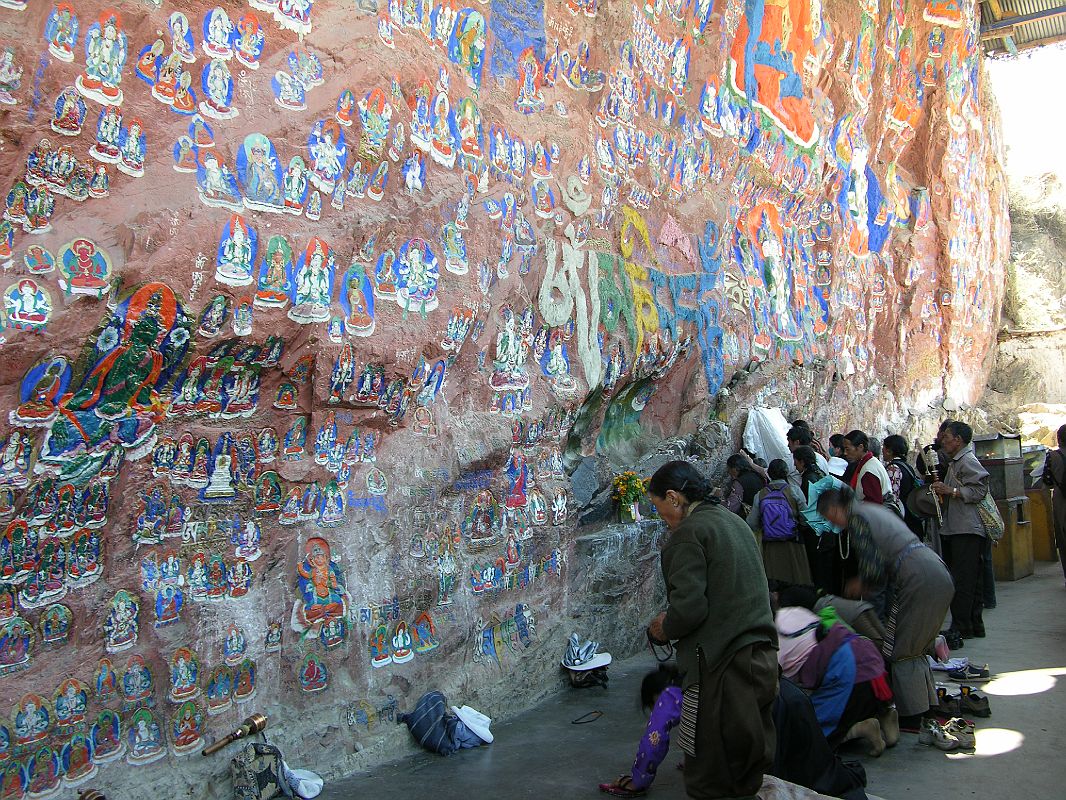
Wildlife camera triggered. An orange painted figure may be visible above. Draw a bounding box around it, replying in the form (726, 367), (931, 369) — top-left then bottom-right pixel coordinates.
(728, 0), (818, 147)
(888, 33), (924, 141)
(924, 0), (964, 27)
(294, 536), (349, 629)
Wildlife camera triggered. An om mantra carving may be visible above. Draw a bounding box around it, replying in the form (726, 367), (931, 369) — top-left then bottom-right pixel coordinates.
(537, 237), (602, 389)
(619, 207), (661, 357)
(572, 245), (601, 391)
(537, 238), (573, 328)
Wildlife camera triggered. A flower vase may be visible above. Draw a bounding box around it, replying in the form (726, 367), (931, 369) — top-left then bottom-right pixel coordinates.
(620, 502), (640, 524)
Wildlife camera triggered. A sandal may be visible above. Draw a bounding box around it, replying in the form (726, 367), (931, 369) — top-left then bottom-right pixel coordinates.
(599, 776), (647, 797)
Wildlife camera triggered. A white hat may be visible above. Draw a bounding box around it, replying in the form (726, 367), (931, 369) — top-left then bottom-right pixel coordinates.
(451, 705), (494, 744)
(563, 651), (613, 671)
(561, 633), (613, 671)
(282, 765), (323, 799)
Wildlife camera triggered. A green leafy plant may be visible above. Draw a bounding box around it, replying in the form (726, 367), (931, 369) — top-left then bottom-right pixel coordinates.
(611, 471), (646, 505)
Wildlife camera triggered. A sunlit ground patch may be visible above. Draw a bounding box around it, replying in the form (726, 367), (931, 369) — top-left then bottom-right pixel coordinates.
(946, 728), (1025, 759)
(982, 667), (1066, 697)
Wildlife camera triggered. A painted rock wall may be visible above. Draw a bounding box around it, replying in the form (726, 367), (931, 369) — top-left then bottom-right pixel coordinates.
(0, 0), (1006, 796)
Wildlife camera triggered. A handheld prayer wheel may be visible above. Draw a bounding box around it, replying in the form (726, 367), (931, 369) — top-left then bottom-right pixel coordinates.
(201, 712), (268, 756)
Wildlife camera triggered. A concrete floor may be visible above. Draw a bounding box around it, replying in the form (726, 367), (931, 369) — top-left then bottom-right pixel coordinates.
(322, 562), (1066, 799)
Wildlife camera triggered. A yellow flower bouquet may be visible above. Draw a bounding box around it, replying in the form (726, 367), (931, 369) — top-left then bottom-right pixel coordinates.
(612, 470), (646, 522)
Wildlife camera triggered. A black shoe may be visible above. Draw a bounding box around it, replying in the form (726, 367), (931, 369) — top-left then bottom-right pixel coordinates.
(972, 625), (986, 638)
(942, 630), (964, 650)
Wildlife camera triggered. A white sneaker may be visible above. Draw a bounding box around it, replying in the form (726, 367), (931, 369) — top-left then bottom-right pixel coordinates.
(918, 718), (960, 751)
(944, 717), (976, 749)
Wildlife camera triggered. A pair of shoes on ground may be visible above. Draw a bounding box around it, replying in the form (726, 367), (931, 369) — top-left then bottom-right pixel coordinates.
(948, 663), (991, 683)
(934, 687), (961, 717)
(958, 685), (992, 717)
(919, 717), (976, 751)
(935, 685), (992, 718)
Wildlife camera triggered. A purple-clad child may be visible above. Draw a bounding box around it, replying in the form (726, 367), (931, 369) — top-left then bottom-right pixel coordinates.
(599, 665), (682, 798)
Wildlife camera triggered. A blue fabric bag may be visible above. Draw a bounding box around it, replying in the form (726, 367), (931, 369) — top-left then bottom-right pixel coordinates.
(398, 691), (459, 756)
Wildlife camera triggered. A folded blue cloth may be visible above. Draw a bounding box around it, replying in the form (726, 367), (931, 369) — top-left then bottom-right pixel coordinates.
(453, 719), (488, 749)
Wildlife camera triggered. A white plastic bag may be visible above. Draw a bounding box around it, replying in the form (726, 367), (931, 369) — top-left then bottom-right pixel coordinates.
(742, 407), (792, 467)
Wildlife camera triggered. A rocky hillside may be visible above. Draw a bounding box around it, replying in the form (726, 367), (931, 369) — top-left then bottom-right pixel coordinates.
(983, 171), (1066, 432)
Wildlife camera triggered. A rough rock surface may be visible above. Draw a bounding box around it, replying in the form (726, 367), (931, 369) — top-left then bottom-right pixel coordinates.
(982, 174), (1066, 421)
(0, 1), (1006, 797)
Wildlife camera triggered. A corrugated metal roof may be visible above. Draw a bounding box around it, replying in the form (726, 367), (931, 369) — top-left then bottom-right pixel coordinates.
(981, 0), (1066, 55)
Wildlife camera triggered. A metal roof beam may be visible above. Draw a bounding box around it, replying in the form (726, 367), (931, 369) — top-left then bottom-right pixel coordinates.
(986, 31), (1066, 53)
(980, 4), (1066, 33)
(982, 24), (1016, 39)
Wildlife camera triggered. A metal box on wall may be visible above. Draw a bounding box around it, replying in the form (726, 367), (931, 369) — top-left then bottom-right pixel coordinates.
(973, 433), (1022, 460)
(975, 433), (1024, 501)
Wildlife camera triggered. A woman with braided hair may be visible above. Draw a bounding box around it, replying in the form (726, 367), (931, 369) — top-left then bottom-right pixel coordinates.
(645, 461), (778, 800)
